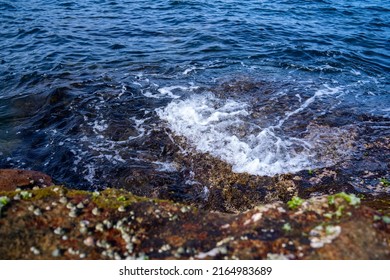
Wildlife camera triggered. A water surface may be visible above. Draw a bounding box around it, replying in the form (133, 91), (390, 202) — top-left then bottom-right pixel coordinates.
(0, 0), (389, 196)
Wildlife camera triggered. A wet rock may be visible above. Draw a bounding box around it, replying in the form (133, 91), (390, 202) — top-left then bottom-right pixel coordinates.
(0, 169), (53, 191)
(105, 125), (387, 213)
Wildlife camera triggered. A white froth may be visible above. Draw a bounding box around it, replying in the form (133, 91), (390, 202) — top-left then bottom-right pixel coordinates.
(84, 164), (96, 183)
(183, 66), (196, 75)
(157, 90), (342, 176)
(277, 85), (340, 127)
(92, 120), (108, 133)
(117, 84), (127, 99)
(143, 85), (199, 99)
(153, 161), (177, 172)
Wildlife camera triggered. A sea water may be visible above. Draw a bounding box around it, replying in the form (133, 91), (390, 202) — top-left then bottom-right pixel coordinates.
(0, 0), (388, 189)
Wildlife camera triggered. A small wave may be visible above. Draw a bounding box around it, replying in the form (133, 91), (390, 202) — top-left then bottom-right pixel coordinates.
(157, 88), (349, 176)
(110, 43), (126, 50)
(276, 85), (341, 127)
(143, 85), (198, 99)
(0, 2), (16, 11)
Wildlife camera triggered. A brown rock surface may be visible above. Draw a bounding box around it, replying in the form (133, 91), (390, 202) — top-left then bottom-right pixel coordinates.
(0, 186), (389, 259)
(0, 169), (53, 191)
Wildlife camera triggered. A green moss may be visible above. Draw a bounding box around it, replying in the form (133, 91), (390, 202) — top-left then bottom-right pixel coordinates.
(335, 205), (345, 218)
(66, 189), (92, 198)
(373, 215), (390, 224)
(1, 186), (63, 202)
(328, 195), (335, 205)
(379, 178), (390, 187)
(323, 213), (333, 219)
(91, 188), (151, 209)
(0, 196), (10, 206)
(325, 193), (360, 219)
(328, 192), (360, 206)
(287, 196), (304, 210)
(373, 215), (382, 221)
(30, 187), (58, 200)
(20, 191), (32, 199)
(382, 216), (390, 224)
(92, 191), (100, 198)
(323, 206), (346, 219)
(325, 225), (339, 236)
(0, 196), (10, 215)
(282, 223), (292, 232)
(0, 190), (17, 199)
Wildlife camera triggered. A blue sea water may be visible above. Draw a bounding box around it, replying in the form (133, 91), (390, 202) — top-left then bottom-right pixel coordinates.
(0, 0), (389, 190)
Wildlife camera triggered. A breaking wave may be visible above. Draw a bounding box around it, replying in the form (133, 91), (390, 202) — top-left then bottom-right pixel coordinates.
(157, 86), (351, 176)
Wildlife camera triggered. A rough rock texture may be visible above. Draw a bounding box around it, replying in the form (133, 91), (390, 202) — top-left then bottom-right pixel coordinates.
(0, 184), (389, 259)
(108, 125), (389, 214)
(0, 169), (53, 191)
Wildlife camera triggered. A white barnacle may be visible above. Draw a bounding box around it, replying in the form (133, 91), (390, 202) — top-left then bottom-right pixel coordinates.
(309, 225), (341, 248)
(54, 227), (64, 235)
(103, 219), (112, 229)
(92, 207), (101, 216)
(33, 208), (42, 216)
(66, 202), (75, 209)
(68, 209), (77, 218)
(30, 246), (40, 255)
(83, 237), (94, 247)
(95, 223), (104, 232)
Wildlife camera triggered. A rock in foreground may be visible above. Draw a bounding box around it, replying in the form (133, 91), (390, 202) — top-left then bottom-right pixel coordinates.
(0, 185), (389, 259)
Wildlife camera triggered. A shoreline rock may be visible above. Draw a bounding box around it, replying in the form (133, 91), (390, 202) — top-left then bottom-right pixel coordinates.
(0, 183), (389, 259)
(0, 169), (53, 191)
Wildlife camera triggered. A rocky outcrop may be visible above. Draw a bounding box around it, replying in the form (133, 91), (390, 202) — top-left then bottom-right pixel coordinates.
(0, 185), (389, 259)
(0, 169), (53, 191)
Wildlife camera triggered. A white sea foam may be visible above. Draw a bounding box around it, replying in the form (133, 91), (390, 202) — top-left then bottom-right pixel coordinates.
(92, 120), (108, 133)
(143, 85), (199, 99)
(71, 112), (152, 184)
(153, 161), (177, 172)
(117, 84), (127, 98)
(183, 66), (196, 75)
(157, 87), (343, 176)
(84, 163), (96, 183)
(276, 85), (341, 127)
(127, 116), (147, 140)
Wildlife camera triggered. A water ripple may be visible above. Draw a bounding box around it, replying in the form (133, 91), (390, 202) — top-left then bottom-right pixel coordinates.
(0, 0), (389, 189)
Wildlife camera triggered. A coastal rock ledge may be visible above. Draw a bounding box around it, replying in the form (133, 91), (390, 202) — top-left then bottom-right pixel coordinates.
(0, 169), (389, 259)
(0, 169), (53, 191)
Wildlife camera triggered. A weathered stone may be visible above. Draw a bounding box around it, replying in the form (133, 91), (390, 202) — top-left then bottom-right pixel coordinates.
(0, 185), (389, 259)
(0, 169), (53, 191)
